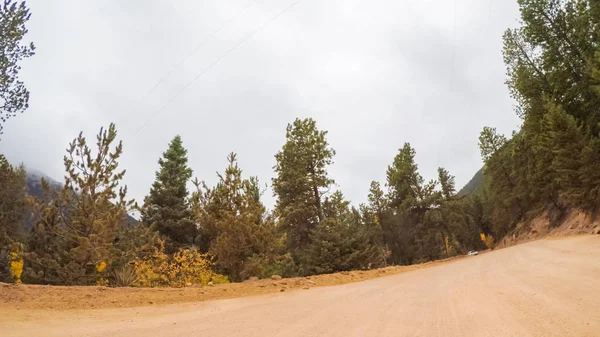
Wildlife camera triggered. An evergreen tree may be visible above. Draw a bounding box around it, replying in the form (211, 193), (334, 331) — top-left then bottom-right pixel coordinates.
(301, 191), (386, 275)
(386, 143), (438, 215)
(272, 118), (335, 253)
(0, 154), (26, 282)
(543, 104), (587, 207)
(365, 181), (387, 248)
(384, 143), (442, 264)
(437, 167), (456, 200)
(494, 0), (600, 219)
(26, 124), (133, 285)
(193, 153), (290, 281)
(24, 187), (66, 284)
(0, 0), (35, 137)
(142, 135), (195, 251)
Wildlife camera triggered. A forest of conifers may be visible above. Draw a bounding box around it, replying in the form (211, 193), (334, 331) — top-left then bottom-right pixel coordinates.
(1, 0), (600, 286)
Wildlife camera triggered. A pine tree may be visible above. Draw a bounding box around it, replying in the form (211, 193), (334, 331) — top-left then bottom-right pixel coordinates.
(0, 0), (35, 137)
(26, 124), (133, 285)
(495, 0), (600, 220)
(365, 181), (387, 248)
(579, 134), (600, 210)
(24, 188), (66, 284)
(272, 118), (335, 253)
(193, 153), (289, 281)
(301, 191), (385, 275)
(142, 135), (195, 251)
(386, 143), (438, 214)
(0, 154), (26, 282)
(437, 167), (455, 200)
(478, 127), (527, 236)
(384, 143), (441, 264)
(503, 0), (600, 129)
(543, 104), (587, 207)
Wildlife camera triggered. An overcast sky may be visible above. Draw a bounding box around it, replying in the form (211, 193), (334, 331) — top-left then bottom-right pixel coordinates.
(0, 0), (521, 209)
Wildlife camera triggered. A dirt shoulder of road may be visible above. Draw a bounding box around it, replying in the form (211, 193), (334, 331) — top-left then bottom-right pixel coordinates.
(495, 209), (599, 249)
(0, 256), (467, 311)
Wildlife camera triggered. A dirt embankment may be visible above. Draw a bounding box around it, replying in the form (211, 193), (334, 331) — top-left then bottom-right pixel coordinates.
(0, 256), (464, 311)
(496, 209), (600, 249)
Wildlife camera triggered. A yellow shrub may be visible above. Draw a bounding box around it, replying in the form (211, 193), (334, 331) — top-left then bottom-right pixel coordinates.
(167, 249), (214, 287)
(210, 274), (230, 284)
(96, 277), (109, 286)
(133, 242), (225, 287)
(96, 261), (107, 273)
(133, 242), (170, 287)
(480, 233), (486, 242)
(485, 235), (495, 249)
(9, 251), (23, 284)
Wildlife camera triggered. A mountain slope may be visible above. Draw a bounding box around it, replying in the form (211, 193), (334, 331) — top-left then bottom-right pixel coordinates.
(24, 169), (137, 228)
(457, 167), (484, 196)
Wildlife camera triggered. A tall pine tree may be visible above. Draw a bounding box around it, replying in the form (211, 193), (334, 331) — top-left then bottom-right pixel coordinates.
(142, 135), (195, 251)
(26, 124), (133, 285)
(272, 118), (335, 254)
(192, 153), (291, 281)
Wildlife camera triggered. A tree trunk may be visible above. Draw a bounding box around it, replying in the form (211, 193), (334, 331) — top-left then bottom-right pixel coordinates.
(313, 184), (322, 224)
(308, 163), (323, 224)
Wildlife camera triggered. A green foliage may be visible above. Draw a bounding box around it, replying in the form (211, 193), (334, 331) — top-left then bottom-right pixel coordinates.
(456, 167), (484, 197)
(0, 154), (26, 282)
(110, 222), (163, 273)
(24, 124), (134, 285)
(478, 127), (507, 162)
(192, 153), (288, 281)
(241, 253), (296, 279)
(437, 167), (456, 200)
(0, 0), (35, 136)
(473, 0), (600, 238)
(272, 118), (335, 253)
(10, 0), (600, 283)
(142, 135), (196, 252)
(380, 144), (484, 265)
(299, 193), (386, 275)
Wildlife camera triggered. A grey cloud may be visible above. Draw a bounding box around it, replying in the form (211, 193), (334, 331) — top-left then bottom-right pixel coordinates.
(0, 0), (522, 210)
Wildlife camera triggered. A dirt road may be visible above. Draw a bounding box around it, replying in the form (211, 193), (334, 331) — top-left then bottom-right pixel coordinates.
(2, 236), (599, 337)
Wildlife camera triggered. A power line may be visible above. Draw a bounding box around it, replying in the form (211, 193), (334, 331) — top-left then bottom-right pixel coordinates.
(133, 0), (303, 136)
(144, 0), (259, 97)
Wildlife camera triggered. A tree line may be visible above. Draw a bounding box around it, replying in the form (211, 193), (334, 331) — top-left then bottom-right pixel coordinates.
(476, 0), (600, 239)
(2, 0), (600, 286)
(1, 117), (485, 285)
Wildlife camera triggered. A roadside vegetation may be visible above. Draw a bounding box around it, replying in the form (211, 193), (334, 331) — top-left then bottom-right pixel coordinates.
(1, 0), (600, 287)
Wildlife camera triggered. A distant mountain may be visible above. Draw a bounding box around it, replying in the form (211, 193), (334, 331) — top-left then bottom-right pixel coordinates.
(24, 168), (137, 229)
(26, 169), (63, 200)
(457, 167), (485, 197)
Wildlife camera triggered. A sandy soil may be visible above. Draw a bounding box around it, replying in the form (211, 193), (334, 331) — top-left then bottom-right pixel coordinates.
(496, 210), (599, 249)
(2, 235), (599, 336)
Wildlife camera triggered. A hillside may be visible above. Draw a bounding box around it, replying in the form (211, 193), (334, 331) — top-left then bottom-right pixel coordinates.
(457, 166), (484, 196)
(23, 168), (137, 228)
(25, 169), (62, 199)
